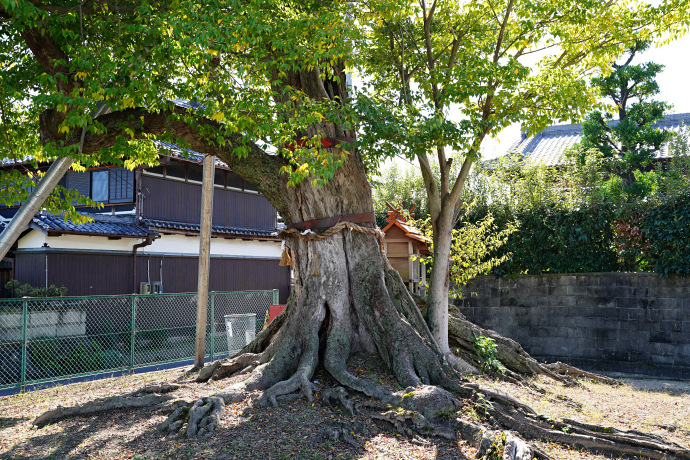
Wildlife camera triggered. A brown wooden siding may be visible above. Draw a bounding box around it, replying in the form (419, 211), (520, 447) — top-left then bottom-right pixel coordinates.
(30, 252), (132, 296)
(141, 175), (276, 230)
(13, 251), (290, 303)
(136, 255), (289, 301)
(12, 253), (46, 288)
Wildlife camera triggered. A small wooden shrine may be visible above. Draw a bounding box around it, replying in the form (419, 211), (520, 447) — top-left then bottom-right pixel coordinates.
(381, 202), (430, 295)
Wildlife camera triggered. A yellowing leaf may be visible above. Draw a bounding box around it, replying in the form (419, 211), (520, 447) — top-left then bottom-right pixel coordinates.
(211, 112), (225, 122)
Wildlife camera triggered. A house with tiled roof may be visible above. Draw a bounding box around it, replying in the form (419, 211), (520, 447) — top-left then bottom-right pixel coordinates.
(381, 203), (430, 295)
(0, 144), (290, 301)
(502, 113), (689, 166)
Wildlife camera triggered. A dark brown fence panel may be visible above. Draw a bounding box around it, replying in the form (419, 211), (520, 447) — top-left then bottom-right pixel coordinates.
(46, 252), (132, 296)
(13, 253), (47, 289)
(14, 251), (289, 303)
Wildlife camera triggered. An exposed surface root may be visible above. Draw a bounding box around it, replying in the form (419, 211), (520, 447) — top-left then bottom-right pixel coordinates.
(159, 396), (226, 438)
(33, 393), (173, 428)
(322, 386), (355, 416)
(132, 382), (182, 395)
(196, 353), (263, 382)
(452, 418), (545, 460)
(412, 294), (618, 387)
(31, 233), (684, 460)
(187, 396), (225, 437)
(366, 405), (456, 441)
(485, 395), (690, 459)
(544, 361), (621, 386)
(350, 384), (546, 460)
(442, 377), (690, 459)
(446, 309), (572, 384)
(256, 368), (316, 408)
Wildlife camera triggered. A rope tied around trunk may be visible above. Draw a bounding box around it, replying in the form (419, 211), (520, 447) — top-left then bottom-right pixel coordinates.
(278, 221), (391, 269)
(278, 221), (391, 274)
(279, 220), (385, 243)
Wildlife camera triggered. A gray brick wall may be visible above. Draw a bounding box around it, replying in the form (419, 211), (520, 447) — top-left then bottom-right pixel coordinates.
(455, 273), (690, 378)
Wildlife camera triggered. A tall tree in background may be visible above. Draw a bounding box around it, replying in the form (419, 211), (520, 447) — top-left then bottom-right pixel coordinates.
(580, 41), (672, 197)
(355, 0), (689, 362)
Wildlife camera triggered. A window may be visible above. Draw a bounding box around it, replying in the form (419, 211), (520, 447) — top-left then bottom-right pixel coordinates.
(91, 170), (109, 202)
(64, 167), (134, 204)
(109, 168), (134, 203)
(166, 163), (186, 180)
(147, 165), (165, 176)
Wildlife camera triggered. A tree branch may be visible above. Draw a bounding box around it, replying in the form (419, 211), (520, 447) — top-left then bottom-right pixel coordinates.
(417, 151), (441, 223)
(27, 0), (139, 14)
(493, 0), (514, 64)
(39, 106), (289, 212)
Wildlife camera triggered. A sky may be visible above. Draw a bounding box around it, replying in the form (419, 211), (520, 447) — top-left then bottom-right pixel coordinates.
(480, 33), (690, 160)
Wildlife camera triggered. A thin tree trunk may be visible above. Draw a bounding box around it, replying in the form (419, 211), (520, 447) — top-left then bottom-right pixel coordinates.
(426, 207), (458, 361)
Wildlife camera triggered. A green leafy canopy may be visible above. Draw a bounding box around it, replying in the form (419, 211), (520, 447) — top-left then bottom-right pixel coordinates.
(1, 0), (689, 215)
(1, 0), (361, 212)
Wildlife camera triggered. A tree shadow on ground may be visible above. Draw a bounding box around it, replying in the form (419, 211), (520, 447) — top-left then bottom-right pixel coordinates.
(123, 384), (473, 460)
(622, 378), (690, 395)
(0, 416), (29, 429)
(0, 403), (156, 460)
(0, 354), (485, 459)
(1, 377), (473, 459)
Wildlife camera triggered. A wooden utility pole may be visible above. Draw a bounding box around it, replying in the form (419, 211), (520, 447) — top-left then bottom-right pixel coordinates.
(194, 154), (215, 369)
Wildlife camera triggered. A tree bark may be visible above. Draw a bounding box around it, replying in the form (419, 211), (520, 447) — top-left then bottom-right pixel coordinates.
(426, 215), (453, 356)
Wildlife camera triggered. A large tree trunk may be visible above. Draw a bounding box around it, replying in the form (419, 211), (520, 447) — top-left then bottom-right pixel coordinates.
(210, 141), (456, 404)
(182, 66), (456, 406)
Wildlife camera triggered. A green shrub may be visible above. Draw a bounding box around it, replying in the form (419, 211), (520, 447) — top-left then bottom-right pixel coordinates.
(492, 204), (619, 275)
(473, 334), (505, 374)
(643, 194), (690, 276)
(137, 328), (170, 349)
(30, 337), (108, 376)
(4, 280), (68, 298)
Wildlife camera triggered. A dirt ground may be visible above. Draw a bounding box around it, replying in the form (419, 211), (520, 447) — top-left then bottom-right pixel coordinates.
(0, 357), (688, 460)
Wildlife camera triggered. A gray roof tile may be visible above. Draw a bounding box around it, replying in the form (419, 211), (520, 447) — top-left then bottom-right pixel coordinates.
(503, 113), (690, 166)
(31, 212), (151, 237)
(1, 212), (278, 240)
(144, 219), (278, 239)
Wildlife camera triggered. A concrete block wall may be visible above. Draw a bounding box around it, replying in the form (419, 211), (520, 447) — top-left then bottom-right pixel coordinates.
(455, 273), (690, 378)
(0, 307), (87, 341)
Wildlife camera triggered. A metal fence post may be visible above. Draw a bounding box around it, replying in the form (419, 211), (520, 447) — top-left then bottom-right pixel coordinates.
(273, 289), (279, 305)
(210, 292), (215, 362)
(130, 295), (137, 375)
(20, 298), (28, 392)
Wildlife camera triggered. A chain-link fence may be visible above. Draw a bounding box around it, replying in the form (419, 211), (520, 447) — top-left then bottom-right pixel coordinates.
(0, 290), (278, 391)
